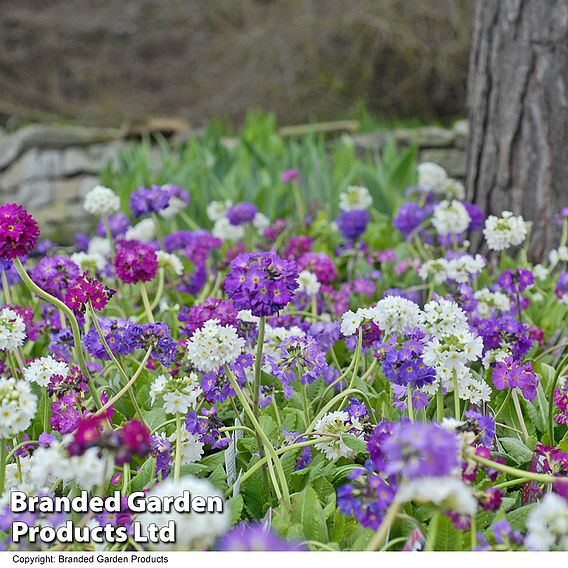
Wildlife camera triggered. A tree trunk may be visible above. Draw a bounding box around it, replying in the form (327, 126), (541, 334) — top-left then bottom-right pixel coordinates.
(466, 0), (568, 258)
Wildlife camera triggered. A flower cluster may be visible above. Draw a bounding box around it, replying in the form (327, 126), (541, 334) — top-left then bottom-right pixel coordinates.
(0, 203), (40, 260)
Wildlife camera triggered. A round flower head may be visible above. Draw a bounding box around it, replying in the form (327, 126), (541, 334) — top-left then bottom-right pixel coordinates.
(556, 271), (568, 304)
(297, 270), (320, 296)
(224, 251), (299, 317)
(483, 211), (528, 251)
(296, 252), (337, 283)
(367, 295), (424, 336)
(0, 203), (40, 260)
(226, 202), (258, 226)
(525, 493), (568, 550)
(114, 240), (158, 284)
(186, 319), (245, 373)
(83, 185), (120, 216)
(314, 411), (364, 460)
(336, 209), (370, 240)
(417, 162), (448, 193)
(339, 185), (373, 211)
(156, 250), (183, 276)
(0, 307), (27, 351)
(124, 218), (156, 242)
(136, 476), (229, 550)
(212, 217), (245, 241)
(0, 377), (37, 438)
(24, 356), (69, 388)
(206, 200), (232, 222)
(432, 200), (471, 236)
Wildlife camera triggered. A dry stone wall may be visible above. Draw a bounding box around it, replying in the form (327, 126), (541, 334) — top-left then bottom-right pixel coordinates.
(0, 121), (469, 241)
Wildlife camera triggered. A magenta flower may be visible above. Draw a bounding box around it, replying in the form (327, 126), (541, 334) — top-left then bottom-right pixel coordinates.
(281, 168), (300, 184)
(0, 203), (40, 260)
(114, 240), (158, 284)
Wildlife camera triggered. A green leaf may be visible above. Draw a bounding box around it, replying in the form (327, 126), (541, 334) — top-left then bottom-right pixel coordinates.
(506, 504), (537, 532)
(130, 458), (156, 492)
(341, 434), (367, 454)
(290, 487), (329, 543)
(500, 437), (534, 464)
(434, 514), (463, 551)
(227, 494), (244, 526)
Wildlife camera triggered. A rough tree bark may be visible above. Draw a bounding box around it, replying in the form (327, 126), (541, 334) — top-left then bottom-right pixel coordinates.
(466, 0), (568, 258)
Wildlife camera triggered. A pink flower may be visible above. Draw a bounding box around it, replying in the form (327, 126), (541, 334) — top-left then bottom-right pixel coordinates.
(114, 240), (158, 284)
(0, 203), (40, 260)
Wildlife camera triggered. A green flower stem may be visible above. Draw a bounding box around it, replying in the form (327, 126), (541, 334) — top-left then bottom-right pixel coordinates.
(424, 512), (441, 551)
(94, 347), (152, 416)
(300, 381), (311, 430)
(493, 390), (512, 421)
(494, 477), (530, 490)
(307, 388), (370, 434)
(365, 498), (401, 551)
(225, 437), (333, 496)
(511, 389), (529, 441)
(102, 215), (116, 258)
(0, 439), (6, 496)
(139, 282), (155, 323)
(252, 316), (266, 419)
(291, 181), (306, 228)
(549, 351), (568, 444)
(436, 381), (444, 422)
(43, 392), (50, 433)
(173, 413), (182, 482)
(407, 382), (414, 422)
(472, 454), (568, 484)
(224, 365), (291, 510)
(121, 463), (131, 496)
(13, 258), (103, 410)
(339, 329), (363, 409)
(1, 271), (12, 304)
(453, 369), (460, 420)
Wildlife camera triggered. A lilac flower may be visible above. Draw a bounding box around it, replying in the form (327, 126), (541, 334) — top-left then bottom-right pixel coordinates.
(476, 315), (534, 358)
(224, 251), (299, 316)
(382, 422), (460, 479)
(392, 385), (429, 412)
(393, 202), (428, 237)
(84, 318), (140, 360)
(367, 421), (395, 472)
(296, 252), (337, 283)
(337, 468), (396, 530)
(29, 256), (80, 300)
(135, 323), (177, 366)
(129, 185), (171, 217)
(226, 202), (257, 226)
(97, 212), (130, 238)
(380, 331), (436, 388)
(218, 523), (306, 551)
(463, 202), (485, 231)
(463, 410), (495, 446)
(556, 272), (568, 301)
(270, 335), (329, 391)
(336, 209), (370, 240)
(281, 169), (300, 184)
(498, 269), (534, 295)
(307, 320), (340, 351)
(492, 357), (538, 401)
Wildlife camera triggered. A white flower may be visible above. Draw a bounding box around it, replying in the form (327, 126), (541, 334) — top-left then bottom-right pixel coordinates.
(151, 373), (201, 414)
(23, 356), (68, 387)
(314, 411), (363, 461)
(368, 296), (424, 335)
(237, 310), (260, 324)
(422, 298), (469, 338)
(418, 259), (450, 284)
(297, 270), (321, 296)
(340, 310), (364, 336)
(125, 218), (156, 242)
(0, 307), (26, 351)
(526, 493), (568, 551)
(474, 288), (511, 318)
(157, 251), (183, 276)
(432, 200), (471, 236)
(417, 162), (448, 193)
(186, 320), (245, 373)
(339, 185), (373, 211)
(549, 246), (568, 266)
(443, 179), (465, 200)
(71, 252), (106, 272)
(159, 186), (187, 219)
(84, 185), (120, 216)
(445, 254), (486, 283)
(169, 430), (204, 465)
(533, 264), (548, 281)
(0, 377), (36, 438)
(252, 212), (270, 230)
(397, 477), (476, 516)
(212, 217), (245, 241)
(207, 200), (232, 222)
(87, 236), (112, 258)
(483, 211), (528, 251)
(136, 477), (229, 550)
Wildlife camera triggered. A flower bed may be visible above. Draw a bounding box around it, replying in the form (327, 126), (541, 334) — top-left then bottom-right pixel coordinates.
(0, 161), (568, 552)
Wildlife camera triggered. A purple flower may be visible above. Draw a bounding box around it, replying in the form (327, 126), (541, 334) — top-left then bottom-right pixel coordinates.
(224, 251), (299, 316)
(498, 269), (534, 295)
(463, 202), (485, 231)
(492, 357), (538, 401)
(475, 315), (534, 359)
(97, 212), (130, 238)
(556, 272), (568, 300)
(178, 298), (239, 338)
(382, 422), (460, 479)
(226, 202), (257, 226)
(129, 185), (171, 218)
(0, 203), (40, 260)
(296, 252), (337, 283)
(218, 523), (306, 551)
(281, 169), (300, 184)
(29, 256), (81, 300)
(337, 468), (395, 530)
(336, 209), (369, 239)
(114, 240), (158, 284)
(393, 202), (428, 237)
(464, 410), (495, 446)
